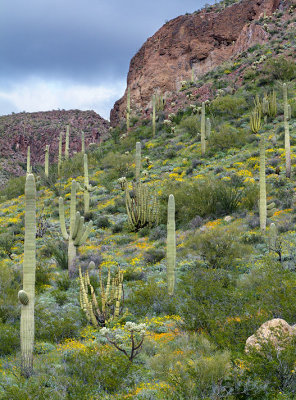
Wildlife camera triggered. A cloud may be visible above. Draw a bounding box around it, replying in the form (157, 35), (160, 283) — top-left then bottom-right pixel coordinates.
(0, 78), (126, 120)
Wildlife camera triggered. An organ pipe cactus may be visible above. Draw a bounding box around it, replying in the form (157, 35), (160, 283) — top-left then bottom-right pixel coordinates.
(259, 132), (267, 231)
(283, 83), (291, 178)
(18, 173), (36, 377)
(65, 125), (70, 160)
(201, 102), (206, 155)
(250, 108), (262, 133)
(26, 146), (31, 174)
(125, 181), (159, 231)
(59, 180), (93, 276)
(135, 142), (141, 181)
(58, 132), (63, 177)
(167, 194), (176, 296)
(78, 154), (95, 214)
(126, 88), (130, 132)
(79, 264), (124, 326)
(44, 145), (49, 178)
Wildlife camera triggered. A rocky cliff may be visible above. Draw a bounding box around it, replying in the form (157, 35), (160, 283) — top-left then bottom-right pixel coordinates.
(110, 0), (281, 125)
(0, 109), (109, 178)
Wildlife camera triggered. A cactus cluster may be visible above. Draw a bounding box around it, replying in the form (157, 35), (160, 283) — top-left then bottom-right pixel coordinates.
(59, 180), (93, 276)
(18, 174), (36, 377)
(79, 264), (124, 326)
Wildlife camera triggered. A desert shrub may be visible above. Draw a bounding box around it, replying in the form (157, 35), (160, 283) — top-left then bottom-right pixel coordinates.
(240, 183), (259, 211)
(0, 262), (20, 323)
(149, 224), (167, 241)
(0, 322), (19, 354)
(60, 153), (83, 179)
(262, 56), (296, 81)
(210, 95), (247, 118)
(208, 123), (248, 152)
(144, 248), (165, 264)
(0, 175), (26, 201)
(179, 115), (201, 137)
(161, 177), (243, 225)
(0, 231), (16, 259)
(151, 334), (231, 400)
(42, 240), (68, 270)
(35, 263), (54, 292)
(100, 151), (133, 178)
(95, 215), (111, 228)
(186, 223), (250, 270)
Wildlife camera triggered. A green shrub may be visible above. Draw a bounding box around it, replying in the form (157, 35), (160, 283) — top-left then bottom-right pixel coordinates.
(0, 176), (26, 201)
(208, 123), (248, 152)
(0, 322), (19, 354)
(179, 115), (201, 137)
(262, 56), (296, 81)
(210, 95), (247, 118)
(0, 262), (19, 323)
(95, 215), (111, 228)
(144, 248), (165, 264)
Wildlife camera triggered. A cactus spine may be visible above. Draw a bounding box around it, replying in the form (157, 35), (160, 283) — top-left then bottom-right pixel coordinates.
(167, 194), (176, 296)
(79, 265), (124, 326)
(65, 125), (70, 160)
(201, 102), (206, 155)
(283, 83), (291, 178)
(45, 145), (49, 178)
(259, 132), (267, 231)
(135, 142), (141, 181)
(126, 88), (130, 132)
(81, 131), (85, 154)
(26, 146), (31, 174)
(152, 95), (156, 137)
(18, 173), (36, 377)
(58, 132), (63, 177)
(59, 180), (93, 276)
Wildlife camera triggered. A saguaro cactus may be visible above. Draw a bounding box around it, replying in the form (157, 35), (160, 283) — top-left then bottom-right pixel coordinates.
(283, 83), (291, 178)
(167, 194), (176, 296)
(259, 132), (267, 231)
(126, 88), (131, 132)
(81, 131), (85, 155)
(44, 145), (49, 178)
(18, 173), (36, 377)
(65, 125), (70, 160)
(59, 180), (93, 276)
(78, 154), (95, 214)
(135, 142), (141, 181)
(206, 118), (211, 138)
(58, 132), (63, 177)
(152, 95), (156, 137)
(201, 102), (206, 155)
(27, 146), (31, 174)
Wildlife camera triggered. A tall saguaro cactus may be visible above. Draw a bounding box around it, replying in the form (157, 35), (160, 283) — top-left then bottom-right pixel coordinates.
(206, 118), (211, 138)
(59, 180), (93, 276)
(18, 173), (36, 377)
(44, 145), (49, 178)
(58, 132), (63, 177)
(283, 83), (291, 178)
(201, 102), (206, 155)
(126, 88), (131, 132)
(167, 194), (176, 296)
(152, 95), (156, 137)
(65, 125), (70, 160)
(135, 142), (141, 181)
(81, 131), (85, 155)
(78, 154), (95, 214)
(259, 132), (267, 231)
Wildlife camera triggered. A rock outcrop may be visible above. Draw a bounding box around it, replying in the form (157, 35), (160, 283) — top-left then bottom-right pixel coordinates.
(110, 0), (281, 126)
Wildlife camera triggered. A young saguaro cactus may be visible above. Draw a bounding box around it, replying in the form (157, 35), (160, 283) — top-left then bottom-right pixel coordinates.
(81, 131), (85, 155)
(65, 125), (70, 160)
(259, 132), (267, 231)
(78, 154), (95, 214)
(44, 145), (49, 178)
(126, 88), (131, 132)
(59, 180), (93, 276)
(135, 142), (141, 182)
(167, 194), (176, 296)
(283, 83), (291, 178)
(18, 173), (36, 378)
(201, 102), (206, 155)
(27, 146), (31, 174)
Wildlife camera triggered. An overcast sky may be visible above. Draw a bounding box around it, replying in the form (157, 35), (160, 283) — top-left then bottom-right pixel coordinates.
(0, 0), (214, 120)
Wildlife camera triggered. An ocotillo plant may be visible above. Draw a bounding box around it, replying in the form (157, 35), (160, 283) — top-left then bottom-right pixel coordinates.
(58, 132), (63, 177)
(167, 194), (176, 296)
(125, 181), (159, 231)
(79, 264), (124, 326)
(152, 95), (156, 137)
(18, 173), (36, 378)
(259, 132), (267, 231)
(201, 102), (206, 155)
(65, 125), (70, 160)
(78, 154), (95, 214)
(59, 180), (93, 276)
(283, 83), (291, 178)
(126, 88), (131, 132)
(27, 146), (31, 174)
(81, 131), (85, 154)
(44, 145), (49, 178)
(135, 142), (141, 181)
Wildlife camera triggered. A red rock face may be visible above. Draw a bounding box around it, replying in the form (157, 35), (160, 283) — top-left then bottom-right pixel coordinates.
(110, 0), (280, 126)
